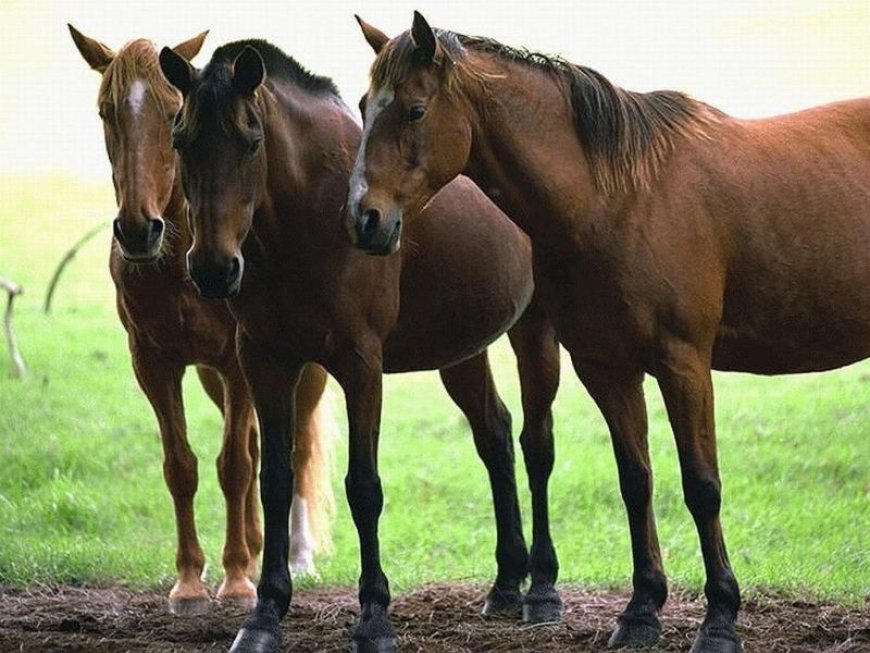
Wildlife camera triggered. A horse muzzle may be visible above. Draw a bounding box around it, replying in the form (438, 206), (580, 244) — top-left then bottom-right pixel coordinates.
(350, 205), (402, 256)
(186, 250), (244, 299)
(113, 215), (165, 262)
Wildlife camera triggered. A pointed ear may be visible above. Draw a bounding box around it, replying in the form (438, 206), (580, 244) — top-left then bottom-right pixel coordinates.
(411, 11), (438, 64)
(232, 46), (265, 97)
(172, 30), (209, 62)
(68, 24), (115, 72)
(355, 15), (389, 54)
(159, 46), (194, 96)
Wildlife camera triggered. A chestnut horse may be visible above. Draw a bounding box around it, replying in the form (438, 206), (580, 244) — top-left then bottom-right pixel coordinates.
(69, 26), (339, 612)
(347, 13), (870, 653)
(159, 39), (562, 653)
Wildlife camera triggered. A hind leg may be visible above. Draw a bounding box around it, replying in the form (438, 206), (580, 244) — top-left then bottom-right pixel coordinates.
(439, 352), (529, 618)
(133, 343), (208, 615)
(214, 363), (258, 608)
(290, 363), (336, 576)
(197, 365), (262, 581)
(506, 301), (563, 623)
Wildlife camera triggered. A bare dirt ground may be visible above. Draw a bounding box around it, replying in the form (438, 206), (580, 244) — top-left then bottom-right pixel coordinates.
(0, 582), (867, 652)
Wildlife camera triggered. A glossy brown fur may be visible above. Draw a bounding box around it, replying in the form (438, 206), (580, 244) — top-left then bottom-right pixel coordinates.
(69, 27), (338, 613)
(160, 39), (562, 653)
(350, 13), (870, 653)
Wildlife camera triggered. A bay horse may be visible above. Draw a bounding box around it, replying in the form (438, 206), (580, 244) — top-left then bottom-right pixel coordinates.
(159, 38), (562, 653)
(347, 12), (870, 653)
(69, 26), (339, 613)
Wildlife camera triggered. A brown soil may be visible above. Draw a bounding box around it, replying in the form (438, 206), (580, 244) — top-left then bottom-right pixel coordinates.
(0, 582), (867, 652)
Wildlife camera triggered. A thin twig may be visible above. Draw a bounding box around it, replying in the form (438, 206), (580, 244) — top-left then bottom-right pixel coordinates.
(43, 220), (110, 314)
(0, 278), (26, 378)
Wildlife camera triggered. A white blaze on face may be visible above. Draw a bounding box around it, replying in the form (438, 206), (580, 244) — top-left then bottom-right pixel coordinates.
(347, 85), (394, 216)
(127, 79), (148, 117)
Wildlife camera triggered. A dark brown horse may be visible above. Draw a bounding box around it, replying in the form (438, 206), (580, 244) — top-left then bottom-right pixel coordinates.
(347, 13), (870, 653)
(69, 26), (340, 613)
(159, 39), (562, 653)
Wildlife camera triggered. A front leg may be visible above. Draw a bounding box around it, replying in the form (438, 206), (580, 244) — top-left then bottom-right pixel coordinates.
(333, 344), (395, 653)
(230, 333), (302, 653)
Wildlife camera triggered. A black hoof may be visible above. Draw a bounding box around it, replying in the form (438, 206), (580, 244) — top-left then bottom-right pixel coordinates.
(351, 637), (397, 653)
(482, 585), (523, 618)
(522, 584), (563, 623)
(607, 611), (661, 648)
(689, 620), (742, 653)
(229, 627), (281, 653)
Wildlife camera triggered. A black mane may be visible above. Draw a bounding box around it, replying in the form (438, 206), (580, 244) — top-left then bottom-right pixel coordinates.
(206, 39), (339, 97)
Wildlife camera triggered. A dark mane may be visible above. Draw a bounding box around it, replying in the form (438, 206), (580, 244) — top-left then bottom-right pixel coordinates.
(175, 39), (339, 144)
(208, 39), (339, 97)
(372, 30), (717, 195)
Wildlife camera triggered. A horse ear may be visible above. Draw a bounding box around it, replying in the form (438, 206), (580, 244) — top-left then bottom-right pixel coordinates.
(172, 30), (209, 62)
(355, 15), (389, 54)
(232, 46), (265, 97)
(411, 11), (438, 64)
(68, 24), (115, 72)
(159, 46), (194, 96)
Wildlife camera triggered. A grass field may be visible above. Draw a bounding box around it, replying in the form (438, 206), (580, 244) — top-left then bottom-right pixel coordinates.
(0, 175), (867, 604)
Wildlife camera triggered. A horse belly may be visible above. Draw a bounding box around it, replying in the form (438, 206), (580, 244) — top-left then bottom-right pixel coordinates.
(383, 179), (534, 371)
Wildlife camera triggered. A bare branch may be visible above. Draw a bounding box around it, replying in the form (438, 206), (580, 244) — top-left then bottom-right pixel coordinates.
(0, 278), (26, 378)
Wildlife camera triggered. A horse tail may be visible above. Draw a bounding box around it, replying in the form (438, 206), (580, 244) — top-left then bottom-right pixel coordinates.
(291, 364), (339, 568)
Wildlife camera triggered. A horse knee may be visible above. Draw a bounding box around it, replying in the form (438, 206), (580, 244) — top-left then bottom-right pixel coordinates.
(682, 474), (721, 518)
(471, 402), (513, 464)
(345, 473), (384, 522)
(163, 453), (198, 499)
(216, 449), (253, 496)
(519, 416), (554, 480)
(618, 461), (653, 511)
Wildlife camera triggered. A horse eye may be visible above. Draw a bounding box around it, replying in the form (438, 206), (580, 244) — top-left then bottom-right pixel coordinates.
(247, 137), (262, 157)
(408, 106), (427, 123)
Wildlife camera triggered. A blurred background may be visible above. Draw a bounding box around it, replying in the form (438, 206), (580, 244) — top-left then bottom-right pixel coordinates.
(1, 0), (869, 179)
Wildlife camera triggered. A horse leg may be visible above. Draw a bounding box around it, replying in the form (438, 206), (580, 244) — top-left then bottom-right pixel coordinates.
(573, 359), (667, 648)
(332, 342), (395, 653)
(290, 363), (336, 576)
(229, 334), (301, 653)
(132, 345), (208, 614)
(506, 302), (563, 623)
(439, 352), (529, 618)
(215, 364), (258, 608)
(195, 365), (260, 601)
(655, 342), (741, 653)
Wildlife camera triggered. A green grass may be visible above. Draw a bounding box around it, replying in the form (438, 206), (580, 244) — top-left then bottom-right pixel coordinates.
(0, 175), (867, 604)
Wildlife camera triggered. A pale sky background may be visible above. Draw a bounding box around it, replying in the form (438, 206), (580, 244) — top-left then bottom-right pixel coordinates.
(1, 0), (869, 178)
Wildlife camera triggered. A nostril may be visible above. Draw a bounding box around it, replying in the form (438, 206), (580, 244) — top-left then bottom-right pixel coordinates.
(227, 256), (242, 284)
(361, 208), (381, 237)
(112, 218), (125, 243)
(148, 219), (165, 242)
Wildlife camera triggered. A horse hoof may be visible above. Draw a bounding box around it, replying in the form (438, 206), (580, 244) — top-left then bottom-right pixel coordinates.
(351, 637), (397, 653)
(689, 621), (742, 653)
(482, 586), (523, 618)
(522, 584), (563, 623)
(168, 596), (211, 616)
(229, 628), (282, 653)
(607, 612), (661, 648)
(217, 595), (259, 614)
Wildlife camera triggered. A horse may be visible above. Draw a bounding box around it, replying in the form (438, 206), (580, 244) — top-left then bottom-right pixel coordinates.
(346, 12), (870, 653)
(69, 26), (340, 613)
(158, 38), (563, 653)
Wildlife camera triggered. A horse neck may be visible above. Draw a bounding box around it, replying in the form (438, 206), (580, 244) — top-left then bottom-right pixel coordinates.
(461, 53), (605, 247)
(256, 84), (361, 251)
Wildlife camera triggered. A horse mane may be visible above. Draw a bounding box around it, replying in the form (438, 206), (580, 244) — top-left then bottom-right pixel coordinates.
(208, 39), (339, 97)
(98, 39), (180, 117)
(372, 30), (718, 195)
(176, 39), (339, 144)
